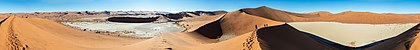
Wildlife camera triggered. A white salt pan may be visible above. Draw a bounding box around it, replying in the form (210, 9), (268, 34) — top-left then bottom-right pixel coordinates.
(288, 22), (418, 47)
(62, 22), (185, 37)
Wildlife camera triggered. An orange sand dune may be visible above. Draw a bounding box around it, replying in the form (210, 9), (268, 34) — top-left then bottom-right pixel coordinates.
(307, 11), (333, 17)
(103, 31), (263, 50)
(0, 14), (282, 50)
(218, 11), (283, 40)
(0, 14), (8, 20)
(180, 11), (284, 39)
(1, 6), (419, 50)
(104, 12), (282, 50)
(239, 6), (420, 24)
(413, 33), (420, 50)
(239, 6), (420, 50)
(0, 15), (143, 50)
(239, 6), (300, 22)
(296, 11), (420, 24)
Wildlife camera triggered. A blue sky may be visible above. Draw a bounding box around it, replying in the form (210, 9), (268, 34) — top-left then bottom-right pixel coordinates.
(0, 0), (420, 14)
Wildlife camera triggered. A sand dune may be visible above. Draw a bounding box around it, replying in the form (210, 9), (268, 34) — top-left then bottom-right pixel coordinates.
(0, 15), (7, 20)
(257, 23), (419, 50)
(0, 14), (272, 50)
(89, 13), (273, 50)
(238, 6), (420, 24)
(238, 6), (420, 50)
(239, 6), (299, 22)
(288, 22), (418, 47)
(301, 11), (420, 24)
(179, 11), (284, 40)
(413, 33), (420, 50)
(308, 11), (333, 17)
(218, 11), (284, 40)
(0, 15), (144, 50)
(1, 6), (419, 50)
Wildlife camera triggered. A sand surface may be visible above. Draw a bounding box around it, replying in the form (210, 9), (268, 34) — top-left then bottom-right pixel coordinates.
(1, 6), (419, 50)
(0, 15), (144, 50)
(0, 15), (7, 20)
(289, 22), (418, 47)
(0, 15), (265, 50)
(238, 6), (420, 49)
(413, 33), (420, 50)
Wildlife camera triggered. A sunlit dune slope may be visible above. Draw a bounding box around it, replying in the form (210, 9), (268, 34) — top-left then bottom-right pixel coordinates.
(0, 15), (143, 50)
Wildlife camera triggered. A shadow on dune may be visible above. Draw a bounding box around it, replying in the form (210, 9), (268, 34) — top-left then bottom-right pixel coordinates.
(191, 11), (281, 39)
(0, 16), (9, 25)
(106, 17), (158, 23)
(163, 14), (184, 19)
(195, 20), (223, 39)
(256, 23), (420, 50)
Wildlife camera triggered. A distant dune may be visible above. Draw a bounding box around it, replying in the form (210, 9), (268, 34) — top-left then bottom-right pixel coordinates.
(239, 6), (298, 22)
